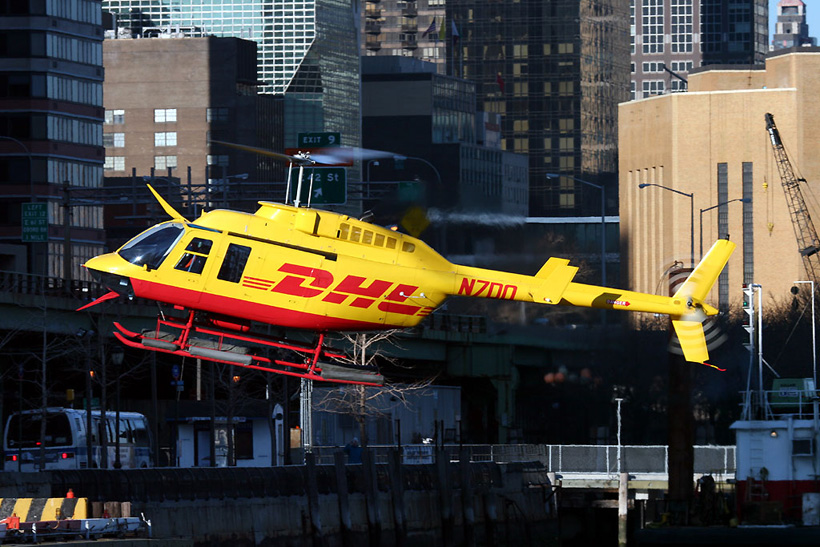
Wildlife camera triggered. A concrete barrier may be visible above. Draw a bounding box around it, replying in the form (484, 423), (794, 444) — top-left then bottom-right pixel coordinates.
(0, 497), (87, 522)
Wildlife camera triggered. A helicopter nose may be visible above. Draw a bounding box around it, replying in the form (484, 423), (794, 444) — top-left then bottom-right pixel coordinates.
(84, 254), (134, 296)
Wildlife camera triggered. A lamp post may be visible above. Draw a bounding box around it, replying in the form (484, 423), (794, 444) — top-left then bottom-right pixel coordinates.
(698, 198), (751, 259)
(639, 183), (694, 267)
(547, 173), (606, 286)
(110, 346), (124, 469)
(395, 155), (442, 186)
(365, 160), (381, 201)
(794, 280), (817, 388)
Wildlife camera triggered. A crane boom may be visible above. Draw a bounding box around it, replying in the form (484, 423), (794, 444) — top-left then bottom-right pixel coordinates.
(765, 112), (820, 282)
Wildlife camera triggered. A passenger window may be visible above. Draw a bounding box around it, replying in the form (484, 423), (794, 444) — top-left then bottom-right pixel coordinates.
(217, 243), (252, 283)
(185, 238), (212, 254)
(374, 233), (385, 247)
(363, 230), (373, 244)
(175, 237), (212, 274)
(339, 223), (349, 239)
(386, 237), (397, 249)
(350, 226), (361, 242)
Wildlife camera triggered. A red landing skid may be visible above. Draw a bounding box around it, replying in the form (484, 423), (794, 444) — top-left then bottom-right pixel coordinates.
(112, 311), (384, 386)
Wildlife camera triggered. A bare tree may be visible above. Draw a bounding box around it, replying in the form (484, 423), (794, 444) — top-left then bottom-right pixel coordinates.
(315, 330), (435, 447)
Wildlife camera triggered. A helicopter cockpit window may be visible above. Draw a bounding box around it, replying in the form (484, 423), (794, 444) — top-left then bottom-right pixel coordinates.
(217, 243), (251, 283)
(118, 223), (184, 270)
(174, 237), (212, 274)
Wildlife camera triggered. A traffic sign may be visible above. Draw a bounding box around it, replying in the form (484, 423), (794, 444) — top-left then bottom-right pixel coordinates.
(297, 132), (340, 148)
(291, 167), (347, 205)
(21, 203), (48, 242)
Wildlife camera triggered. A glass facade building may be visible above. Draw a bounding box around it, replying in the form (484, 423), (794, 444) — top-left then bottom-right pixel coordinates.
(701, 0), (768, 66)
(448, 0), (630, 218)
(0, 0), (106, 279)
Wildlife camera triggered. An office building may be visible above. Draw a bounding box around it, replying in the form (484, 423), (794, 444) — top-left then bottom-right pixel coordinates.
(772, 0), (815, 50)
(630, 0), (768, 101)
(619, 48), (820, 313)
(103, 36), (262, 195)
(0, 0), (106, 281)
(103, 0), (363, 213)
(630, 0), (702, 99)
(447, 0), (630, 219)
(362, 57), (527, 215)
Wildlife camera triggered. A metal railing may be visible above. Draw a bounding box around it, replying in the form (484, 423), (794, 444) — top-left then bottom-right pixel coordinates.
(309, 443), (736, 476)
(740, 388), (819, 420)
(0, 269), (104, 301)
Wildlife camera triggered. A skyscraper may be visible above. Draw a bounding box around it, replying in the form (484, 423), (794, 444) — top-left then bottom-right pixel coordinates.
(772, 0), (816, 50)
(448, 0), (630, 218)
(0, 0), (106, 280)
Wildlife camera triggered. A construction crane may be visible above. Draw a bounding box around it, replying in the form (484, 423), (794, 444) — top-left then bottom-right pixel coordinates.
(764, 112), (820, 283)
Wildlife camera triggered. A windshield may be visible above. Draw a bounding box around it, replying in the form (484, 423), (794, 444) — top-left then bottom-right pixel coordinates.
(118, 222), (185, 269)
(6, 412), (73, 449)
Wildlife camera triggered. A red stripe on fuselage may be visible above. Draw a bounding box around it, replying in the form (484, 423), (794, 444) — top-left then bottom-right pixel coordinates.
(129, 278), (389, 331)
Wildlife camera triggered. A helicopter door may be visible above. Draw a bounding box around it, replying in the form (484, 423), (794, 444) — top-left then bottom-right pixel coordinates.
(170, 236), (214, 305)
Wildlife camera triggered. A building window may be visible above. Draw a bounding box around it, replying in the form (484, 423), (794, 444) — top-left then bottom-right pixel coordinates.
(742, 162), (754, 285)
(717, 162), (729, 307)
(104, 109), (124, 125)
(103, 133), (125, 147)
(104, 156), (125, 171)
(206, 108), (229, 122)
(154, 156), (177, 170)
(154, 132), (177, 147)
(642, 80), (665, 97)
(154, 108), (177, 123)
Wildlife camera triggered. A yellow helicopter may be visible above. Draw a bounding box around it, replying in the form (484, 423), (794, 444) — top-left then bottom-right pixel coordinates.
(82, 144), (735, 385)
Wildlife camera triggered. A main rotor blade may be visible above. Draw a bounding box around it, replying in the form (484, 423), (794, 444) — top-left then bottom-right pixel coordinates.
(210, 140), (314, 166)
(211, 139), (394, 166)
(308, 147), (394, 165)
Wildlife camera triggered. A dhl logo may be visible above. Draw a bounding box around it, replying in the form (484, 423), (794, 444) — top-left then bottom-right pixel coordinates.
(242, 264), (434, 317)
(457, 277), (518, 299)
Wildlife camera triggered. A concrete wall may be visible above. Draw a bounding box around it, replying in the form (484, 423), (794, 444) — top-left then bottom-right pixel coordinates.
(0, 457), (555, 546)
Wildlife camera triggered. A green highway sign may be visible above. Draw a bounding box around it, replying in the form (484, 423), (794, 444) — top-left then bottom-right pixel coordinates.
(21, 202), (48, 242)
(291, 168), (347, 205)
(297, 132), (341, 148)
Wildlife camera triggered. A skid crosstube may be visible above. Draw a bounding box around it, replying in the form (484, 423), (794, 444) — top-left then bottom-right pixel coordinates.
(112, 312), (384, 386)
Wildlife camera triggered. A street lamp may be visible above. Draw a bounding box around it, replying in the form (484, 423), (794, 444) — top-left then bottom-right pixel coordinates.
(638, 183), (694, 267)
(698, 198), (751, 259)
(395, 155), (442, 186)
(547, 173), (607, 286)
(110, 346), (124, 469)
(794, 280), (817, 389)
